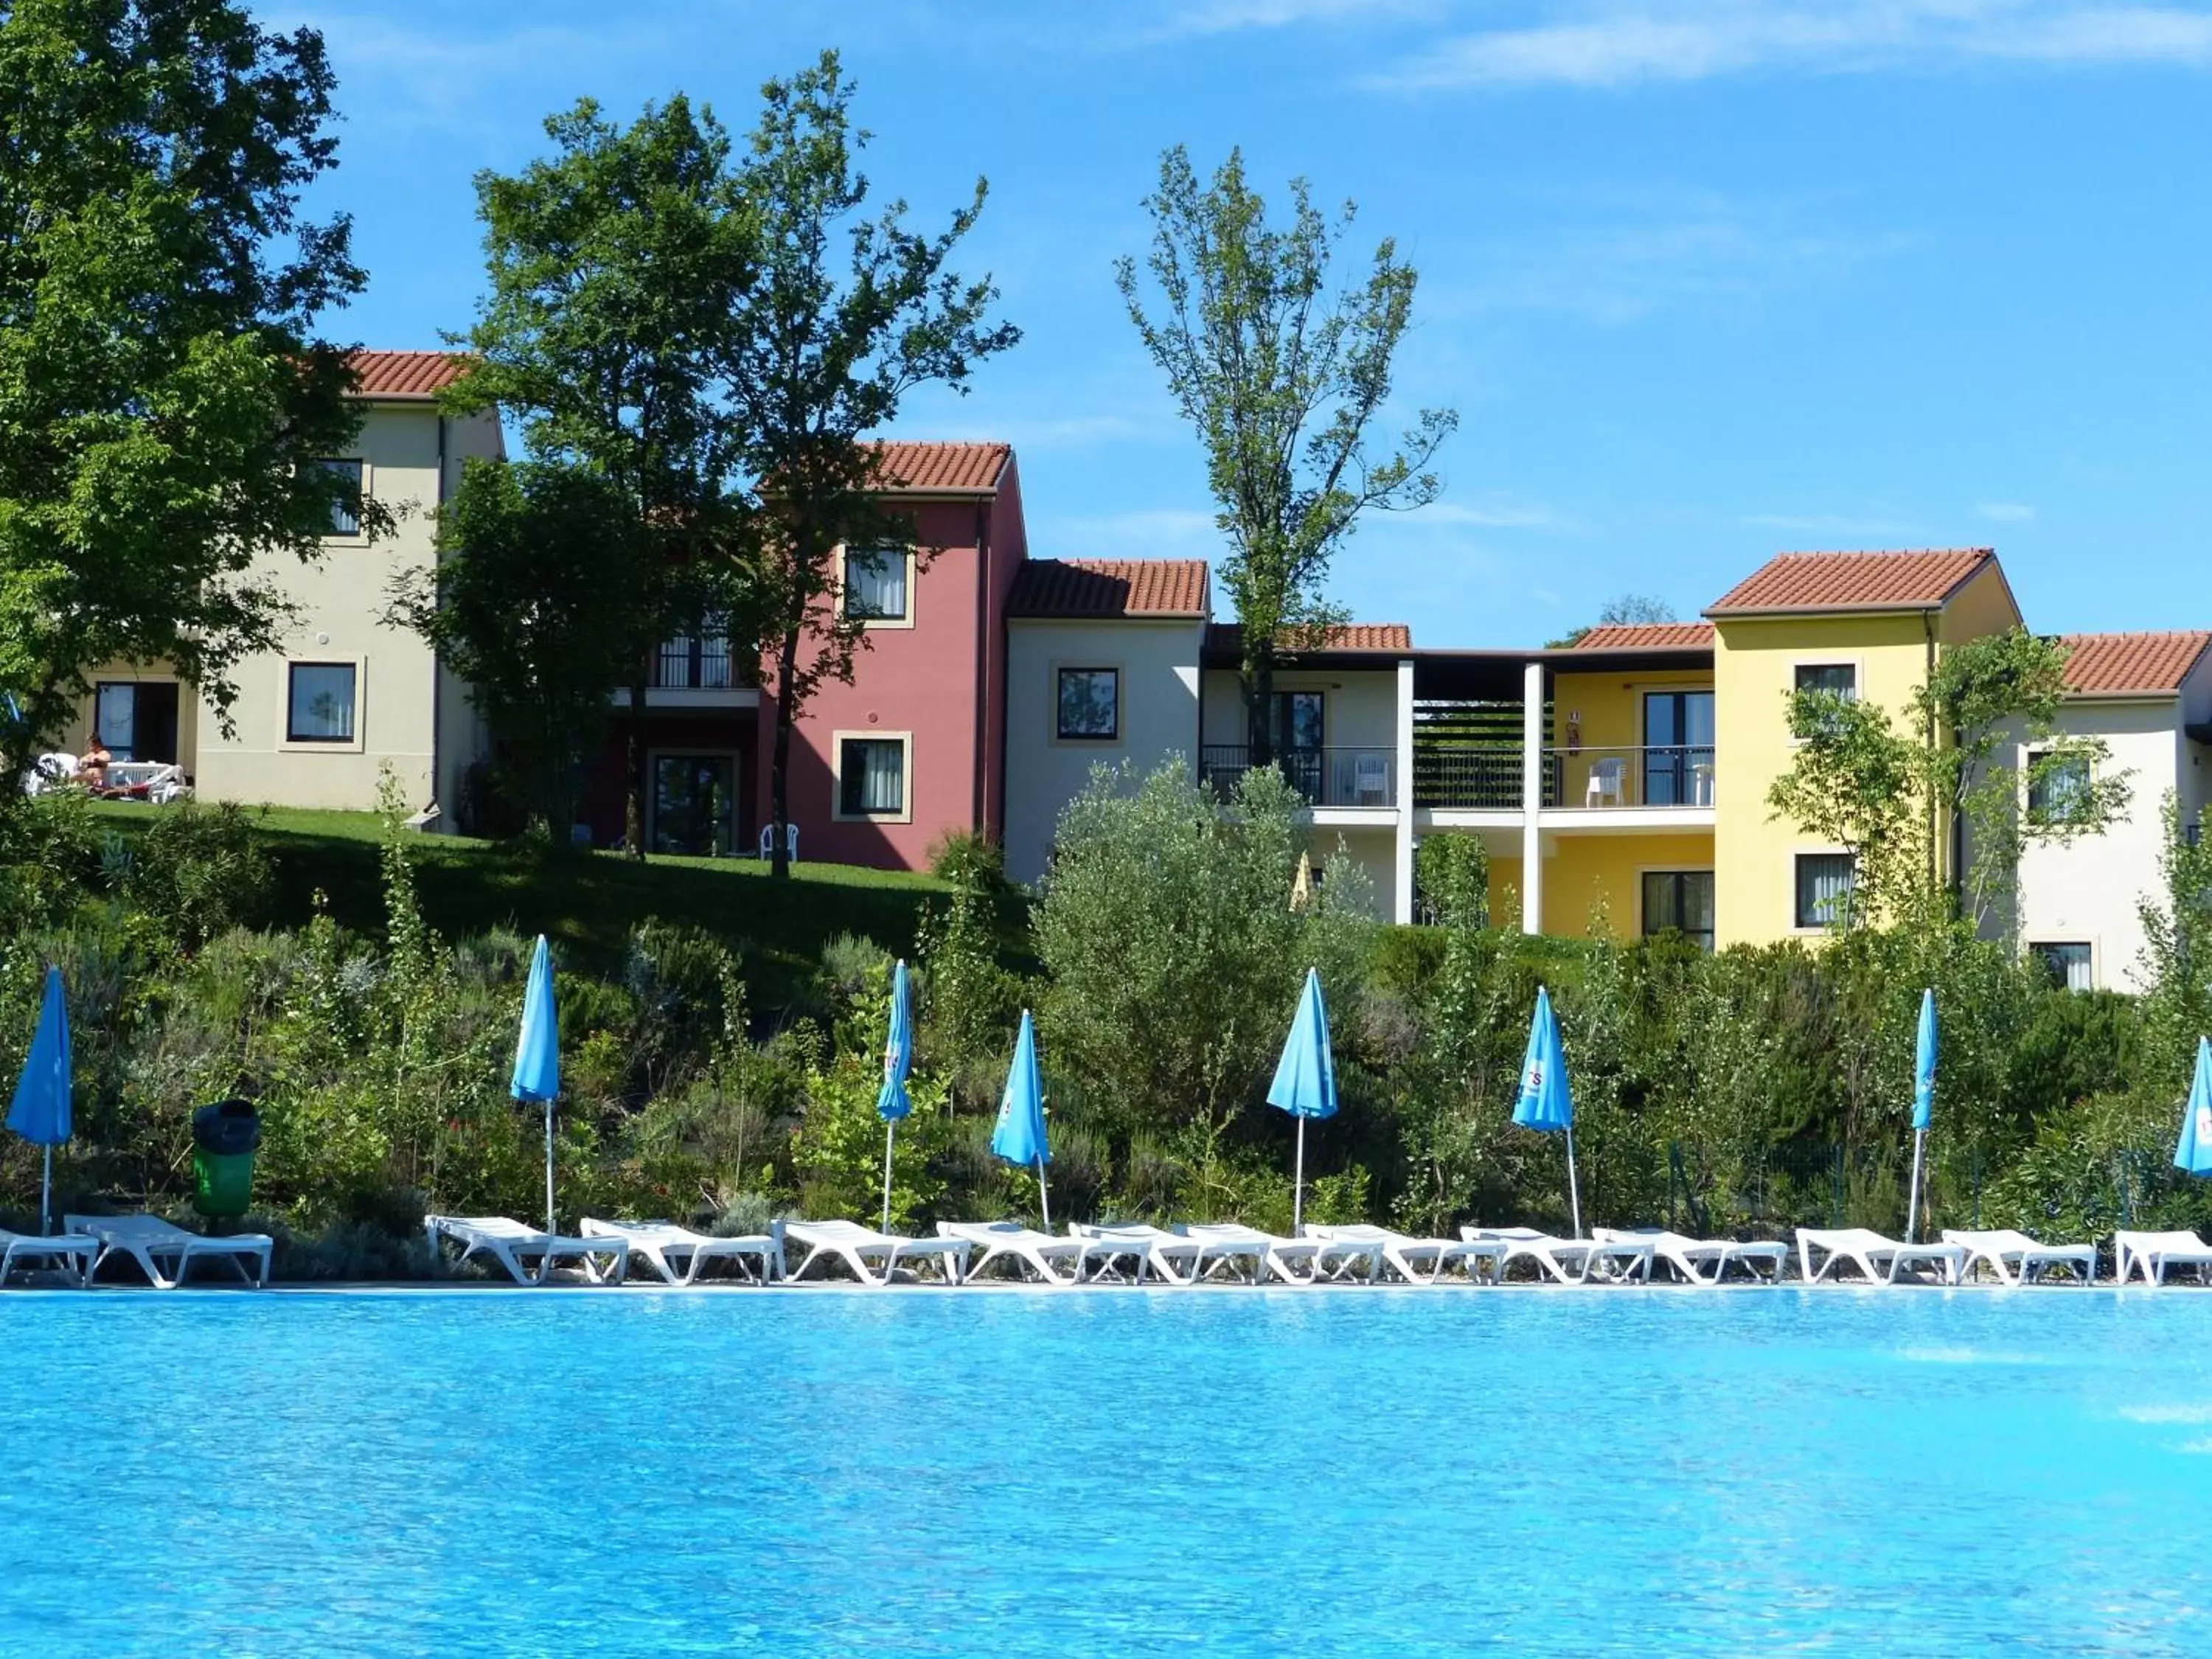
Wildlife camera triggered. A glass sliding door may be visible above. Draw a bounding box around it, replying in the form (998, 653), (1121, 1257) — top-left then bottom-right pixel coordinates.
(651, 754), (736, 856)
(1269, 691), (1325, 801)
(1641, 870), (1716, 950)
(1643, 690), (1715, 806)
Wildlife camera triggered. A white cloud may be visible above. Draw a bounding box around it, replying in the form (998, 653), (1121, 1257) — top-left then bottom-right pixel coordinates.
(1397, 498), (1574, 530)
(1367, 1), (2212, 91)
(1977, 500), (2037, 521)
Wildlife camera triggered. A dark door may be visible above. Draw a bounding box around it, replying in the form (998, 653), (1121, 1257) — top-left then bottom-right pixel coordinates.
(651, 755), (735, 856)
(1269, 690), (1325, 801)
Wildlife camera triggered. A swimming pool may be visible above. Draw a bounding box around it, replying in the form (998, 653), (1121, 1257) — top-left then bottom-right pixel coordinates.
(2, 1287), (2208, 1656)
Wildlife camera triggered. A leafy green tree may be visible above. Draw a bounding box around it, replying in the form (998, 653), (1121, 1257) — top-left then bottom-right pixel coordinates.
(1033, 757), (1371, 1153)
(389, 462), (654, 840)
(0, 0), (372, 787)
(721, 51), (1018, 877)
(1767, 629), (2126, 933)
(2135, 795), (2212, 1095)
(441, 94), (757, 855)
(1116, 146), (1455, 766)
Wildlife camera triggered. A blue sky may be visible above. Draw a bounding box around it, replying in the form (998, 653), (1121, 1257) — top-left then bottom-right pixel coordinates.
(271, 0), (2212, 647)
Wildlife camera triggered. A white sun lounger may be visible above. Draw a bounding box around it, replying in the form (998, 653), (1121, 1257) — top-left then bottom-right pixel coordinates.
(424, 1215), (628, 1285)
(1175, 1222), (1354, 1285)
(66, 1214), (274, 1289)
(1463, 1225), (1655, 1284)
(1941, 1228), (2097, 1286)
(0, 1228), (99, 1286)
(938, 1222), (1092, 1286)
(2113, 1229), (2212, 1285)
(1595, 1228), (1789, 1285)
(580, 1218), (783, 1285)
(784, 1220), (971, 1286)
(1069, 1222), (1206, 1285)
(1795, 1227), (1965, 1286)
(1304, 1224), (1503, 1285)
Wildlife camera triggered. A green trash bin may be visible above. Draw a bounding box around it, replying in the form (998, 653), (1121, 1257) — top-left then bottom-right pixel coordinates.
(191, 1100), (261, 1219)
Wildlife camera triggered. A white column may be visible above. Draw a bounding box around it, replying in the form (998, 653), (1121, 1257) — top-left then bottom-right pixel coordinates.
(1522, 659), (1545, 936)
(1394, 656), (1416, 925)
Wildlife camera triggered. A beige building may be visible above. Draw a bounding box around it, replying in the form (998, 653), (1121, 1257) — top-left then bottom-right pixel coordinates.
(69, 351), (501, 818)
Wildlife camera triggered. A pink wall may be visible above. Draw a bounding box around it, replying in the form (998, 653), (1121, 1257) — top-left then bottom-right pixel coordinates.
(760, 490), (1015, 872)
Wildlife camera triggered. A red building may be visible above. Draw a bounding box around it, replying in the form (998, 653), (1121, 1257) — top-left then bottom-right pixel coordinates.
(574, 441), (1027, 867)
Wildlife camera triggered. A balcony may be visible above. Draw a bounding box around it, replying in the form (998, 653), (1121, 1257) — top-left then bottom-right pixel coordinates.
(614, 634), (760, 708)
(1414, 744), (1717, 812)
(1201, 745), (1397, 810)
(1550, 744), (1716, 810)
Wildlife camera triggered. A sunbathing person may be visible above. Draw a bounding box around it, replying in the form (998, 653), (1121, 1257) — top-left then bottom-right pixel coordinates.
(73, 734), (111, 790)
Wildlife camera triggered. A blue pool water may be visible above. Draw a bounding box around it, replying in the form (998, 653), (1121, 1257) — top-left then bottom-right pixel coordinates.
(3, 1287), (2211, 1656)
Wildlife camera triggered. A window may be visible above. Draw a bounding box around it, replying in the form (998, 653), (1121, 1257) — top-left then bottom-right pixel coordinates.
(1056, 668), (1119, 741)
(1793, 663), (1857, 699)
(1794, 852), (1856, 930)
(1641, 870), (1716, 950)
(2027, 751), (2093, 825)
(842, 548), (908, 622)
(93, 681), (179, 765)
(95, 684), (139, 762)
(2031, 942), (2093, 993)
(655, 620), (734, 690)
(318, 459), (364, 537)
(286, 662), (357, 743)
(838, 737), (908, 817)
(1269, 690), (1326, 801)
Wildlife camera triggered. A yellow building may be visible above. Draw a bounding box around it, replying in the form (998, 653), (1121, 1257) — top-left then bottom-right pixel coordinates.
(1704, 548), (2021, 947)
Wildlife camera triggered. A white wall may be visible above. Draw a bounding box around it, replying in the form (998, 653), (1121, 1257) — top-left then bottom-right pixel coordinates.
(1003, 617), (1203, 883)
(1200, 665), (1399, 752)
(2016, 700), (2183, 990)
(191, 403), (502, 815)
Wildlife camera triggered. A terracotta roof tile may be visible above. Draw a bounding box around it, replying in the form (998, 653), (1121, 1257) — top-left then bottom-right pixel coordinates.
(863, 441), (1011, 494)
(345, 349), (471, 400)
(1707, 549), (1995, 616)
(2059, 630), (2212, 698)
(1208, 621), (1413, 654)
(1571, 622), (1715, 650)
(1007, 558), (1209, 619)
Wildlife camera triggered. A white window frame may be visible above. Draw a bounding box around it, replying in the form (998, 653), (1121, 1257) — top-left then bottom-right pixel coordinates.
(2024, 745), (2096, 826)
(316, 456), (372, 545)
(277, 656), (366, 754)
(2027, 939), (2097, 992)
(836, 545), (916, 630)
(832, 729), (914, 823)
(1787, 656), (1863, 745)
(1051, 663), (1124, 745)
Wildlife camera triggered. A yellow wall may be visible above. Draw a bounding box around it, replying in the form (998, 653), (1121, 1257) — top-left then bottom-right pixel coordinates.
(1542, 832), (1716, 939)
(1479, 835), (1715, 940)
(1711, 571), (2022, 947)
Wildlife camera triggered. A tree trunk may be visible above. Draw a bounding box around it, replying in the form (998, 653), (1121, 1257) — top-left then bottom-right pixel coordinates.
(1245, 647), (1276, 768)
(768, 624), (801, 880)
(624, 681), (647, 860)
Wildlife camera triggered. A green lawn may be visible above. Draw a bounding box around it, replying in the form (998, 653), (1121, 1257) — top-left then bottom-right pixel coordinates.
(92, 801), (1026, 1010)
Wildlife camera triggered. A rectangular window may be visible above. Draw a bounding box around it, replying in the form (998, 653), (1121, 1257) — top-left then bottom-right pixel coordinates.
(1793, 663), (1857, 699)
(2030, 942), (2093, 992)
(1056, 668), (1120, 741)
(319, 459), (364, 537)
(655, 619), (734, 690)
(842, 549), (908, 622)
(838, 737), (907, 817)
(286, 662), (357, 743)
(1270, 690), (1325, 801)
(2027, 751), (2093, 825)
(1794, 852), (1857, 930)
(651, 754), (736, 857)
(1641, 870), (1716, 951)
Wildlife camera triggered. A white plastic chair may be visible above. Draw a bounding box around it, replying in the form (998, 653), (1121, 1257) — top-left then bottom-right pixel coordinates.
(1585, 757), (1627, 807)
(756, 822), (799, 863)
(1353, 753), (1391, 806)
